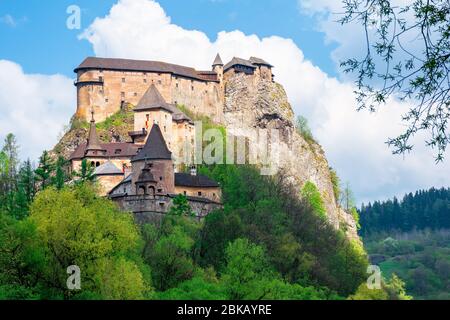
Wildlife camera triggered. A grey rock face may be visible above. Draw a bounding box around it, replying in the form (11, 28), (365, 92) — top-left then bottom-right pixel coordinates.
(223, 72), (359, 241)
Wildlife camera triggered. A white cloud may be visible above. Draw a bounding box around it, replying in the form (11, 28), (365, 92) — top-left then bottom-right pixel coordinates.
(0, 60), (75, 162)
(78, 0), (448, 203)
(0, 14), (17, 27)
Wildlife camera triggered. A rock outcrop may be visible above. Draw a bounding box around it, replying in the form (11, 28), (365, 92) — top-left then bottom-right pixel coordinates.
(223, 73), (359, 240)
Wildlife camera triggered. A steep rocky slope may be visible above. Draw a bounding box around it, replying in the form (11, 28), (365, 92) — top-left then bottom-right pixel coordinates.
(224, 73), (359, 240)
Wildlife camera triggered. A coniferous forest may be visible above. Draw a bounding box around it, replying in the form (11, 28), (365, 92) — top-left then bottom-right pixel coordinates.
(359, 189), (450, 300)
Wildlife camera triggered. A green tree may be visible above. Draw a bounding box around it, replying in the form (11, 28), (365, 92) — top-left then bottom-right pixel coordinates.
(73, 159), (95, 184)
(301, 181), (327, 219)
(295, 116), (315, 144)
(169, 194), (194, 217)
(29, 184), (150, 299)
(34, 151), (54, 190)
(329, 167), (341, 205)
(143, 216), (201, 291)
(339, 0), (450, 161)
(1, 133), (19, 194)
(52, 156), (69, 190)
(340, 182), (355, 212)
(0, 212), (45, 299)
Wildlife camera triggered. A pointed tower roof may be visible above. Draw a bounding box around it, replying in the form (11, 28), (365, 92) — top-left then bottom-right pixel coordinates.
(212, 53), (223, 67)
(132, 124), (172, 162)
(85, 111), (105, 154)
(134, 84), (172, 112)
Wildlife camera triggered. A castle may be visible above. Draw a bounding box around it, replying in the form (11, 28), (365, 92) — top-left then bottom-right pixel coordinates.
(74, 54), (274, 123)
(70, 54), (274, 220)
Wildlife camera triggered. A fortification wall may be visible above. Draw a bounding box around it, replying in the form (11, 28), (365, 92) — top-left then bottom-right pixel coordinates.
(76, 69), (224, 123)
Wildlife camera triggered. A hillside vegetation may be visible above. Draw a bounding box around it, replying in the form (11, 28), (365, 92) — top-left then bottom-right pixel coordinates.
(360, 188), (450, 300)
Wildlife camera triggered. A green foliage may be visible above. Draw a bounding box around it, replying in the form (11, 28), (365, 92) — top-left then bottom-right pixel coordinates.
(348, 273), (412, 301)
(52, 156), (69, 190)
(34, 151), (55, 190)
(329, 167), (341, 205)
(364, 230), (450, 300)
(350, 207), (361, 230)
(169, 194), (195, 217)
(295, 116), (316, 144)
(339, 0), (450, 160)
(301, 181), (327, 220)
(29, 184), (150, 299)
(157, 276), (226, 300)
(73, 159), (95, 184)
(142, 216), (201, 291)
(96, 105), (134, 133)
(197, 164), (368, 296)
(360, 187), (450, 235)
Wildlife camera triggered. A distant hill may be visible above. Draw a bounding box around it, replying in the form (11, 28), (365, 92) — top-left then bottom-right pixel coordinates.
(359, 187), (450, 235)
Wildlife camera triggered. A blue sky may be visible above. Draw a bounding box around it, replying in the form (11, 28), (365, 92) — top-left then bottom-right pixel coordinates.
(0, 0), (448, 204)
(0, 0), (337, 78)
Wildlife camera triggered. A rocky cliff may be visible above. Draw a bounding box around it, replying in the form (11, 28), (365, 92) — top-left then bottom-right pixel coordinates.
(223, 73), (359, 240)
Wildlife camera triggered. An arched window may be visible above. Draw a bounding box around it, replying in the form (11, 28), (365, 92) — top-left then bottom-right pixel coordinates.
(138, 186), (146, 195)
(96, 162), (100, 167)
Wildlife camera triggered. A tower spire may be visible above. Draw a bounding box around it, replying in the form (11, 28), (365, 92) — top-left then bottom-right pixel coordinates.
(85, 110), (104, 155)
(212, 53), (223, 67)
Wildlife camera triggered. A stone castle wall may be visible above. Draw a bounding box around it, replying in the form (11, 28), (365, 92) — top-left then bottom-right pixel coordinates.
(76, 69), (224, 123)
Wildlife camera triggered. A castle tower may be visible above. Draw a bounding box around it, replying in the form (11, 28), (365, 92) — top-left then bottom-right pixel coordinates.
(85, 111), (106, 158)
(134, 84), (174, 146)
(131, 124), (174, 195)
(212, 53), (224, 83)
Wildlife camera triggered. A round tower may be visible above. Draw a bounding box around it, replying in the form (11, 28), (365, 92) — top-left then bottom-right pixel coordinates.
(212, 53), (224, 83)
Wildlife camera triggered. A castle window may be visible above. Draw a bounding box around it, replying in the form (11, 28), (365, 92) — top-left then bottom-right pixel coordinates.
(121, 92), (125, 99)
(183, 191), (187, 195)
(144, 78), (147, 83)
(99, 76), (103, 82)
(158, 189), (162, 193)
(96, 162), (100, 167)
(115, 149), (122, 154)
(99, 89), (104, 95)
(158, 80), (162, 85)
(122, 78), (125, 83)
(176, 83), (179, 88)
(90, 161), (95, 167)
(159, 177), (163, 181)
(134, 92), (138, 97)
(191, 86), (194, 91)
(164, 126), (167, 132)
(105, 98), (109, 102)
(198, 191), (202, 196)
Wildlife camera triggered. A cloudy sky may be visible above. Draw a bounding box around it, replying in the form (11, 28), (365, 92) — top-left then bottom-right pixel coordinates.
(0, 0), (448, 204)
